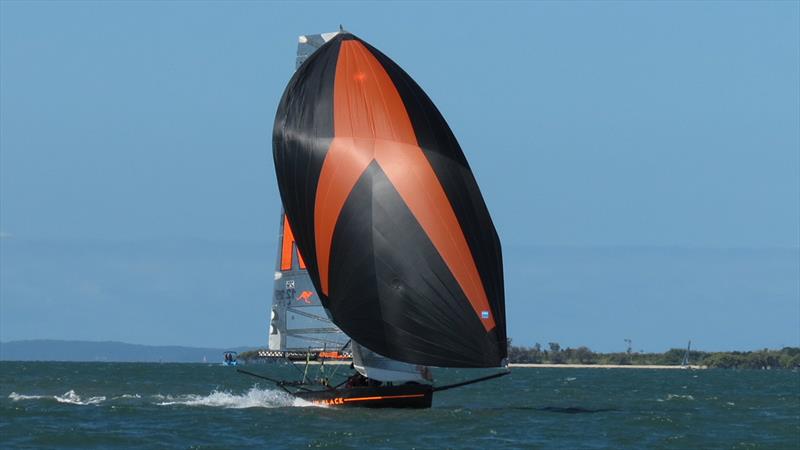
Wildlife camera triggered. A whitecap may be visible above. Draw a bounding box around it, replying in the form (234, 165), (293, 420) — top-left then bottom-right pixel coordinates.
(112, 394), (142, 400)
(9, 392), (46, 401)
(9, 390), (105, 405)
(54, 390), (106, 405)
(155, 386), (319, 409)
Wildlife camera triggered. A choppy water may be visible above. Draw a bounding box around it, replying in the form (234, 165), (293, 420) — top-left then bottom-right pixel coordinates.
(1, 362), (797, 449)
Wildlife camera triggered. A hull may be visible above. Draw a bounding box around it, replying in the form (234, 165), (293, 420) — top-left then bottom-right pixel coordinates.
(295, 384), (433, 408)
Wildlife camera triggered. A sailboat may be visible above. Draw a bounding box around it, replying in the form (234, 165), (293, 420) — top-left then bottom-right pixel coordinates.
(681, 341), (691, 368)
(258, 30), (507, 408)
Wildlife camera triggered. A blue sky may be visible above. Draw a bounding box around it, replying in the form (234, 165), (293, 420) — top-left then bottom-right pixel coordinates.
(1, 2), (798, 351)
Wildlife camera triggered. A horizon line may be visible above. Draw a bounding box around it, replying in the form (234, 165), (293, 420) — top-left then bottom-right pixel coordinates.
(1, 236), (798, 252)
(2, 338), (797, 354)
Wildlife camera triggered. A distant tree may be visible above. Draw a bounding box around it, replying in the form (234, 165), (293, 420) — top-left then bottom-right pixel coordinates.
(703, 353), (741, 369)
(780, 353), (800, 369)
(574, 346), (594, 364)
(548, 342), (565, 363)
(659, 348), (686, 365)
(501, 340), (799, 369)
(237, 349), (260, 363)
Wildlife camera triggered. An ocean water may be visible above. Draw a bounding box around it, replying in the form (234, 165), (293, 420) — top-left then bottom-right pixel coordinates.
(1, 362), (797, 449)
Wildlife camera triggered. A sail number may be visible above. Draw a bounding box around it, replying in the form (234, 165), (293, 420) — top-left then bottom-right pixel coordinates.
(276, 279), (297, 300)
(274, 288), (296, 300)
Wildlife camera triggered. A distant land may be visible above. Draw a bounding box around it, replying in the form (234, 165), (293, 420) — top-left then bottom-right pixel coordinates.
(4, 340), (798, 369)
(0, 340), (254, 363)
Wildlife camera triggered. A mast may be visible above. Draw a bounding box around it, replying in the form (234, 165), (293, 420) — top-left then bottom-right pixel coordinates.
(682, 340), (691, 367)
(267, 32), (348, 353)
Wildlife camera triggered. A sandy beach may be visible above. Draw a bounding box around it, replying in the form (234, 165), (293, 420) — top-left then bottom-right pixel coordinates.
(509, 363), (706, 369)
(256, 360), (707, 369)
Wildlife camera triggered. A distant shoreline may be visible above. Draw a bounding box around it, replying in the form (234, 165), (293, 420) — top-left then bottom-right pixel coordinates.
(509, 363), (706, 369)
(4, 340), (796, 369)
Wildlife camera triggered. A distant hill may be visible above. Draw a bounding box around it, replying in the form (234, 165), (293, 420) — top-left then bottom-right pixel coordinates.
(0, 340), (254, 363)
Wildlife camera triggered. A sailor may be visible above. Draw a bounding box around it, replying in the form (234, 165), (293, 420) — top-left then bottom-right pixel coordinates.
(345, 372), (368, 388)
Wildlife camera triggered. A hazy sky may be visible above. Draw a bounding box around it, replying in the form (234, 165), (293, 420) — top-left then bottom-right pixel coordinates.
(1, 1), (798, 351)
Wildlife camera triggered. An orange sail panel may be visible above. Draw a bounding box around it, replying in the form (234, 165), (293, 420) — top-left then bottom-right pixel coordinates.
(280, 215), (306, 271)
(314, 40), (494, 331)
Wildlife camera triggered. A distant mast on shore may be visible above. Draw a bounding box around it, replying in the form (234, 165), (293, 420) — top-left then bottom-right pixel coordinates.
(681, 341), (691, 367)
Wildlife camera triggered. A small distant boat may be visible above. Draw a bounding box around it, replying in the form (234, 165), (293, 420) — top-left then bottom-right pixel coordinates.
(681, 341), (691, 368)
(223, 351), (238, 366)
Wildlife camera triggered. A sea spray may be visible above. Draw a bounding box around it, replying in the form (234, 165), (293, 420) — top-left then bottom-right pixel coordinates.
(154, 386), (319, 409)
(9, 390), (106, 405)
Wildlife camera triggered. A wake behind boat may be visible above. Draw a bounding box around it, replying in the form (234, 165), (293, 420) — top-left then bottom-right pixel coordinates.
(238, 365), (508, 408)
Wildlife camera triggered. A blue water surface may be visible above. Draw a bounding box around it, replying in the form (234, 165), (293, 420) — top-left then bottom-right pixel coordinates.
(1, 362), (797, 449)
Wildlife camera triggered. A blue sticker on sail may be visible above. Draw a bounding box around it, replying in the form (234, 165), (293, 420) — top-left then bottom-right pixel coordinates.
(481, 311), (490, 319)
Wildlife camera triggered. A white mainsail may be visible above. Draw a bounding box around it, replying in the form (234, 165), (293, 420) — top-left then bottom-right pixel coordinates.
(352, 342), (432, 383)
(268, 211), (347, 351)
(268, 33), (348, 353)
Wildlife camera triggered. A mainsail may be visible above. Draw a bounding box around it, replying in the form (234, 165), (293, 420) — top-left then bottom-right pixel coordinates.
(268, 33), (349, 353)
(268, 211), (347, 351)
(273, 32), (507, 368)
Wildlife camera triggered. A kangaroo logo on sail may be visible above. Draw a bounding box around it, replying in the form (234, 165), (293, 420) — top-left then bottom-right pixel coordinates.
(297, 290), (314, 304)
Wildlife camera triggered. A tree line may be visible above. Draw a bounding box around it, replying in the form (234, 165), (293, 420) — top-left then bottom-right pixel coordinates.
(507, 340), (800, 369)
(237, 343), (800, 369)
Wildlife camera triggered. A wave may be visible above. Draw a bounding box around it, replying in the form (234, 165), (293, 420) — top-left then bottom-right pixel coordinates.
(538, 406), (616, 414)
(9, 390), (106, 405)
(8, 392), (46, 401)
(154, 387), (319, 409)
(657, 394), (695, 402)
(114, 394), (142, 399)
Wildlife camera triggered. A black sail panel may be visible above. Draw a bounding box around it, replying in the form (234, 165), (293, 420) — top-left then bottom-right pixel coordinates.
(273, 37), (339, 279)
(272, 33), (506, 367)
(364, 42), (507, 354)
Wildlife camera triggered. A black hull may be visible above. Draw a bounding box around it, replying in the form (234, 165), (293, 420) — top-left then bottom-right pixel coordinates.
(295, 384), (433, 408)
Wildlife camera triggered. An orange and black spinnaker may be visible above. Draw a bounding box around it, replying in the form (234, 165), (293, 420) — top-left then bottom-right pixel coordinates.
(272, 33), (506, 368)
